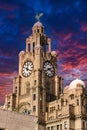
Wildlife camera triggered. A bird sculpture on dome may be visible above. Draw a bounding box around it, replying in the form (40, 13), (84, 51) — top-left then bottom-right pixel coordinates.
(36, 13), (43, 21)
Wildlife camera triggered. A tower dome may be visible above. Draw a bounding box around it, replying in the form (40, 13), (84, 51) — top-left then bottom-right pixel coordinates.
(69, 79), (85, 90)
(33, 21), (43, 27)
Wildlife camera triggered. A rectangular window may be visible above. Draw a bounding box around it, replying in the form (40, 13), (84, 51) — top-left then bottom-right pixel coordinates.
(86, 122), (87, 129)
(33, 42), (35, 53)
(28, 44), (30, 52)
(37, 29), (39, 33)
(47, 127), (50, 130)
(69, 94), (74, 100)
(40, 100), (43, 112)
(26, 87), (30, 94)
(7, 101), (10, 108)
(64, 121), (68, 129)
(60, 124), (62, 130)
(33, 94), (36, 100)
(15, 86), (17, 93)
(50, 107), (52, 113)
(58, 105), (59, 110)
(46, 107), (48, 112)
(83, 121), (85, 129)
(53, 106), (55, 110)
(34, 80), (37, 85)
(77, 99), (79, 106)
(51, 126), (53, 130)
(57, 125), (59, 130)
(33, 106), (36, 112)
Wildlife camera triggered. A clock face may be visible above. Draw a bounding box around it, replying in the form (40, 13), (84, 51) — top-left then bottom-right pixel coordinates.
(22, 61), (34, 77)
(43, 61), (55, 77)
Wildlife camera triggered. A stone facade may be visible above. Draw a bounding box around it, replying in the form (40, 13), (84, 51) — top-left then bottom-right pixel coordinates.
(0, 20), (87, 130)
(4, 20), (63, 129)
(0, 109), (38, 130)
(46, 79), (87, 130)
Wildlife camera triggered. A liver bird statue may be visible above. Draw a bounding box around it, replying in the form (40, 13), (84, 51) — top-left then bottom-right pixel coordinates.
(36, 13), (43, 21)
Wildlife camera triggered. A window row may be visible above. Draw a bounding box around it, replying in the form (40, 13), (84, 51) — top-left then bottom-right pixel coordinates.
(50, 106), (55, 113)
(47, 121), (68, 130)
(50, 105), (62, 112)
(47, 124), (62, 130)
(49, 98), (80, 112)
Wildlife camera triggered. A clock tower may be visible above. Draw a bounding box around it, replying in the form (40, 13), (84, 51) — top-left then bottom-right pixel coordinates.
(5, 19), (63, 125)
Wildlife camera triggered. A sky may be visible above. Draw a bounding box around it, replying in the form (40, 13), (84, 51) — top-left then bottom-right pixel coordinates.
(0, 0), (87, 104)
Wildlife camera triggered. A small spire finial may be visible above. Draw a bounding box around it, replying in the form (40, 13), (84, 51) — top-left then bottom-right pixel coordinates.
(35, 13), (43, 21)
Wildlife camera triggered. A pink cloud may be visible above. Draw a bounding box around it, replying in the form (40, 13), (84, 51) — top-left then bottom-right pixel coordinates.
(63, 33), (72, 41)
(0, 71), (17, 104)
(0, 3), (17, 11)
(81, 24), (87, 32)
(82, 26), (87, 32)
(8, 15), (16, 19)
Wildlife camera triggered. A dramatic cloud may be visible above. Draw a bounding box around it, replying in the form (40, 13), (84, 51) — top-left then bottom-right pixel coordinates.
(0, 0), (87, 104)
(0, 71), (17, 104)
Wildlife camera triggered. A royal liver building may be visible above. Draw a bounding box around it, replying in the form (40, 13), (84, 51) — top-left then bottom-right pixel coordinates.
(0, 17), (87, 130)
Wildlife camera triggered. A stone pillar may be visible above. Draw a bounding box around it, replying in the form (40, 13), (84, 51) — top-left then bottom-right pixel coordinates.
(26, 38), (29, 52)
(30, 42), (33, 52)
(55, 76), (58, 97)
(47, 38), (51, 52)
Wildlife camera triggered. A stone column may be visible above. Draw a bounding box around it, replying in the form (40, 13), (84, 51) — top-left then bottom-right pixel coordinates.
(26, 38), (29, 52)
(47, 38), (51, 52)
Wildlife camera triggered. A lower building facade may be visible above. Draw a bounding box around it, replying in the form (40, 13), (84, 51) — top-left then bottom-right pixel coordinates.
(0, 109), (38, 130)
(0, 79), (87, 130)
